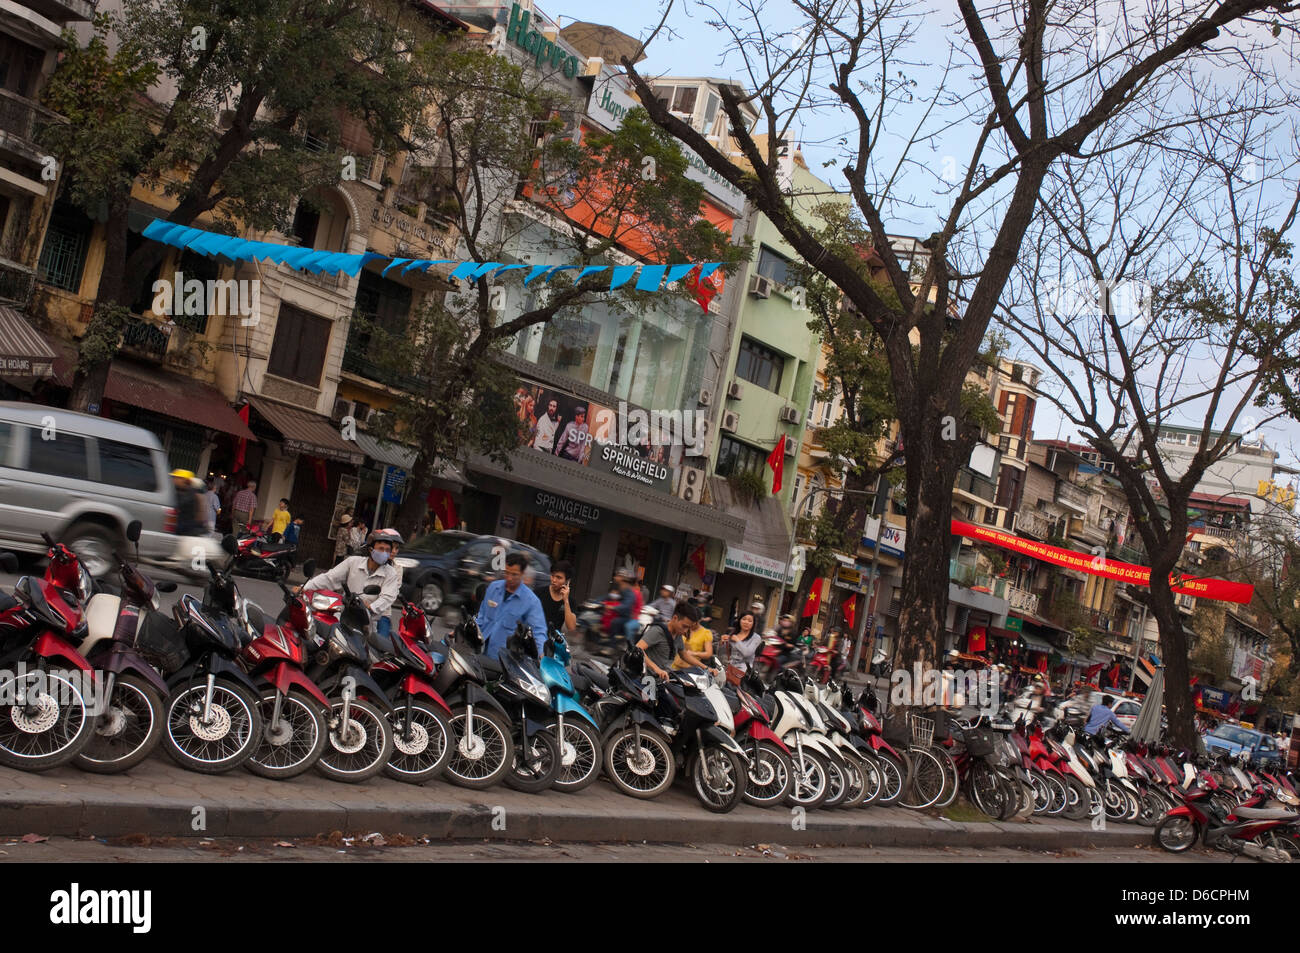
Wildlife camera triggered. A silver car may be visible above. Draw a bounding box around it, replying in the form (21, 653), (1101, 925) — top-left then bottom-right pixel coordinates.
(0, 402), (177, 576)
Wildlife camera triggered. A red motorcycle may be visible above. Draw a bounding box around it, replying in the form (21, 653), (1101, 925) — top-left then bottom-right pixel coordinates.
(240, 558), (331, 779)
(231, 528), (297, 581)
(368, 594), (454, 784)
(724, 672), (793, 807)
(0, 541), (99, 771)
(1155, 769), (1299, 861)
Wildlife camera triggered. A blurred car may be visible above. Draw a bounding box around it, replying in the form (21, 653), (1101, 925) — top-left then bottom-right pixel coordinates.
(1055, 690), (1143, 729)
(394, 531), (551, 618)
(1204, 723), (1283, 767)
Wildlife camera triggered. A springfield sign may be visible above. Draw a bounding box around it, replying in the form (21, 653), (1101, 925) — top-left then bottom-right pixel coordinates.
(724, 546), (787, 583)
(588, 69), (746, 215)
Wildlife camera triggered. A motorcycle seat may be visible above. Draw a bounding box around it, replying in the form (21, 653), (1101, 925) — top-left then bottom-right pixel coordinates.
(253, 543), (295, 554)
(476, 654), (503, 678)
(1232, 806), (1295, 821)
(0, 593), (14, 613)
(575, 661), (609, 691)
(759, 695), (777, 720)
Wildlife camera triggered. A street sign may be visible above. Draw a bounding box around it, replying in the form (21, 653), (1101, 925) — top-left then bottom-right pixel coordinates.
(381, 465), (406, 504)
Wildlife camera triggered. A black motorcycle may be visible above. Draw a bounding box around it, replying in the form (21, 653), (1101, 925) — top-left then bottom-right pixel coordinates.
(475, 623), (560, 794)
(428, 618), (515, 789)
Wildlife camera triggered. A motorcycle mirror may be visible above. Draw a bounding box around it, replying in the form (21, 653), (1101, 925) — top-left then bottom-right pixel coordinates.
(0, 552), (17, 573)
(157, 581), (178, 593)
(302, 559), (316, 579)
(126, 520), (143, 544)
(221, 534), (239, 556)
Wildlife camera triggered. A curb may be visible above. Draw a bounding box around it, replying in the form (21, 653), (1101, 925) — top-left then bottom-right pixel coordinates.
(0, 765), (1152, 849)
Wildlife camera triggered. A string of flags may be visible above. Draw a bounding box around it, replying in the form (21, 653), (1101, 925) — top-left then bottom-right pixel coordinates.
(141, 219), (725, 302)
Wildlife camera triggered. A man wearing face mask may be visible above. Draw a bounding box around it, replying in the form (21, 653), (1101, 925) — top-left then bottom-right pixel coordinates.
(300, 529), (403, 638)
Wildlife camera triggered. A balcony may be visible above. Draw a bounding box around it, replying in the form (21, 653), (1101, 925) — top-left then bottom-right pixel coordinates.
(0, 89), (62, 163)
(1070, 517), (1109, 546)
(120, 318), (171, 363)
(949, 559), (1008, 598)
(28, 0), (97, 23)
(954, 467), (997, 502)
(341, 317), (426, 392)
(278, 261), (343, 292)
(1007, 585), (1040, 614)
(1016, 506), (1052, 540)
(1089, 610), (1113, 633)
(0, 259), (35, 308)
(1056, 481), (1090, 513)
(997, 433), (1028, 460)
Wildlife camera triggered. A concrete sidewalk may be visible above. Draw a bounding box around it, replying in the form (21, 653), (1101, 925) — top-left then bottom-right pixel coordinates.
(0, 760), (1151, 850)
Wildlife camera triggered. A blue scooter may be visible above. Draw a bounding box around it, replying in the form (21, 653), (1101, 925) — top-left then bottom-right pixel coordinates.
(541, 630), (603, 792)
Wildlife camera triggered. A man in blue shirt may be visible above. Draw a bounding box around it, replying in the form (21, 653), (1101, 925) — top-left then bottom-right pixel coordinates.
(1084, 695), (1131, 736)
(476, 551), (549, 658)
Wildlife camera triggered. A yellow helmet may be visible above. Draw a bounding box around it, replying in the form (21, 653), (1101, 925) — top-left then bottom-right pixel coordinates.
(170, 468), (196, 481)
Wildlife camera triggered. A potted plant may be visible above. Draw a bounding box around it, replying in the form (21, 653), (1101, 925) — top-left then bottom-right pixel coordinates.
(727, 469), (767, 507)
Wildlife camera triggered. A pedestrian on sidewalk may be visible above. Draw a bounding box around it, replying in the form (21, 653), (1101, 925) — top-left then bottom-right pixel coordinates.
(232, 480), (258, 536)
(203, 477), (221, 535)
(333, 512), (354, 566)
(269, 497), (292, 541)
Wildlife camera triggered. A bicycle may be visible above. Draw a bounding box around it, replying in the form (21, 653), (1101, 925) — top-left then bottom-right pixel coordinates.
(897, 712), (949, 810)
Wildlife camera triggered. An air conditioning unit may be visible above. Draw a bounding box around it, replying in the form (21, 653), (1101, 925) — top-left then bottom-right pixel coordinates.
(785, 437), (798, 457)
(748, 274), (773, 298)
(697, 388), (713, 407)
(678, 466), (706, 503)
(332, 397), (355, 422)
(779, 406), (801, 424)
(726, 380), (744, 400)
(721, 411), (739, 433)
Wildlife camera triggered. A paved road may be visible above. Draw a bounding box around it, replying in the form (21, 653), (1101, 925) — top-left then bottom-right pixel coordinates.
(0, 836), (1223, 863)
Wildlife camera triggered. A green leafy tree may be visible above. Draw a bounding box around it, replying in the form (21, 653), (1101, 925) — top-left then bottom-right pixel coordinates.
(350, 46), (745, 533)
(38, 0), (442, 408)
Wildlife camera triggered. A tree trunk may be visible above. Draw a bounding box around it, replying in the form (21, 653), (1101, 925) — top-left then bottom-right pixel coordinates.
(1147, 553), (1196, 751)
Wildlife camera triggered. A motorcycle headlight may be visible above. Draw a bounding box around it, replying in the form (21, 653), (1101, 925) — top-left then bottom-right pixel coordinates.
(311, 593), (336, 611)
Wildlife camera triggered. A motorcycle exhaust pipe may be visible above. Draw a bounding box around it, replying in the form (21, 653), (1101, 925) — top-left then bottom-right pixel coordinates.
(1239, 842), (1292, 864)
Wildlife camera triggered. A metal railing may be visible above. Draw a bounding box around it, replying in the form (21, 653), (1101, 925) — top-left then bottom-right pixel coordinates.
(954, 467), (996, 501)
(1016, 507), (1052, 539)
(1056, 481), (1090, 509)
(0, 88), (60, 144)
(0, 259), (34, 306)
(120, 318), (171, 361)
(949, 559), (1008, 598)
(1007, 586), (1040, 614)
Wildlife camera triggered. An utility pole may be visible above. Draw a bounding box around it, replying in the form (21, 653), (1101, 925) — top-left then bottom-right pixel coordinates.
(1128, 600), (1149, 694)
(850, 478), (892, 675)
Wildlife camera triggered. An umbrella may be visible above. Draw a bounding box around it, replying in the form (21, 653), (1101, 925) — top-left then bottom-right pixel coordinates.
(1130, 666), (1165, 745)
(559, 22), (648, 65)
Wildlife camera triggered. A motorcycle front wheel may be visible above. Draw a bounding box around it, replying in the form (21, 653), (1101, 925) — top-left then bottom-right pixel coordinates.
(316, 697), (393, 784)
(873, 750), (908, 806)
(247, 689), (328, 780)
(385, 699), (452, 785)
(75, 673), (164, 774)
(1153, 814), (1199, 852)
(787, 749), (830, 810)
(504, 728), (560, 794)
(0, 667), (96, 772)
(444, 707), (514, 790)
(603, 726), (675, 799)
(163, 678), (261, 774)
(690, 746), (746, 813)
(547, 718), (602, 793)
(743, 741), (793, 808)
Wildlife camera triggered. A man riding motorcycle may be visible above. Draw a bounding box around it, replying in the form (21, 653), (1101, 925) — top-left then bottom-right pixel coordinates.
(299, 529), (403, 636)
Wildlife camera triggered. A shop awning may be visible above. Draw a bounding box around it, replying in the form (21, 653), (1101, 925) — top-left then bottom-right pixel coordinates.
(247, 396), (364, 465)
(106, 360), (255, 439)
(351, 431), (466, 486)
(1020, 633), (1055, 654)
(0, 306), (56, 378)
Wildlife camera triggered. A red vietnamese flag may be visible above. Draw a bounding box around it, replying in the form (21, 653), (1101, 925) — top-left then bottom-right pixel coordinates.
(689, 542), (708, 578)
(842, 592), (857, 627)
(766, 436), (786, 494)
(803, 577), (823, 617)
(233, 403), (250, 470)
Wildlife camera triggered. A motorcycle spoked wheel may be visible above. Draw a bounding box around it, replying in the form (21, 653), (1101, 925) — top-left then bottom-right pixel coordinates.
(786, 749), (830, 810)
(444, 707), (514, 790)
(1101, 781), (1131, 822)
(872, 750), (907, 807)
(546, 718), (602, 793)
(1042, 771), (1070, 816)
(742, 741), (794, 807)
(1152, 814), (1199, 853)
(0, 667), (96, 772)
(689, 746), (746, 813)
(1135, 790), (1165, 828)
(1060, 776), (1091, 821)
(822, 754), (849, 808)
(316, 697), (393, 784)
(603, 726), (675, 799)
(246, 689), (328, 780)
(835, 751), (869, 808)
(856, 750), (883, 806)
(163, 678), (262, 775)
(75, 673), (165, 774)
(503, 728), (560, 794)
(384, 700), (452, 785)
(1029, 770), (1053, 815)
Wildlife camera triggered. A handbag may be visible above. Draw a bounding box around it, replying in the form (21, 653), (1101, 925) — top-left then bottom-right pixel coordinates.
(724, 635), (745, 686)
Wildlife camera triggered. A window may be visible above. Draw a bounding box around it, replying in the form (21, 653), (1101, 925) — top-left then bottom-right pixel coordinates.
(98, 439), (158, 491)
(354, 269), (412, 339)
(0, 35), (44, 98)
(715, 434), (767, 478)
(290, 201), (321, 248)
(735, 337), (784, 392)
(37, 204), (92, 293)
(1115, 702), (1140, 717)
(703, 92), (720, 129)
(267, 305), (331, 388)
(756, 245), (791, 286)
(25, 429), (88, 480)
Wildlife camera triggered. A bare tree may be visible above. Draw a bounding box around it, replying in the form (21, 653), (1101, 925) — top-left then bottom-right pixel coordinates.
(1000, 91), (1300, 746)
(622, 0), (1300, 682)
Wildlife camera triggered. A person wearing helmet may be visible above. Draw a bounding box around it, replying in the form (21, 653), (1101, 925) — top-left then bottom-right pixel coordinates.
(610, 567), (643, 645)
(170, 469), (205, 536)
(300, 529), (403, 638)
(648, 583), (676, 623)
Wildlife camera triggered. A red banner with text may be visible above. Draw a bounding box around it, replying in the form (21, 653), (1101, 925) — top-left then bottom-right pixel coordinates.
(950, 519), (1254, 605)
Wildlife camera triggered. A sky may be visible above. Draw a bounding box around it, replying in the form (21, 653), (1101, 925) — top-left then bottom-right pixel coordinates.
(532, 0), (1300, 478)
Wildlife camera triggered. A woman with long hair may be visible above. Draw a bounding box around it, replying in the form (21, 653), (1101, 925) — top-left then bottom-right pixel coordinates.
(722, 610), (762, 680)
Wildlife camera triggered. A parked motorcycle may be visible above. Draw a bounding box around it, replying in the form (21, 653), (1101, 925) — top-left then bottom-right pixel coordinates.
(0, 545), (98, 771)
(428, 618), (515, 789)
(475, 623), (560, 794)
(1154, 769), (1298, 861)
(75, 521), (177, 773)
(540, 630), (603, 793)
(231, 529), (296, 581)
